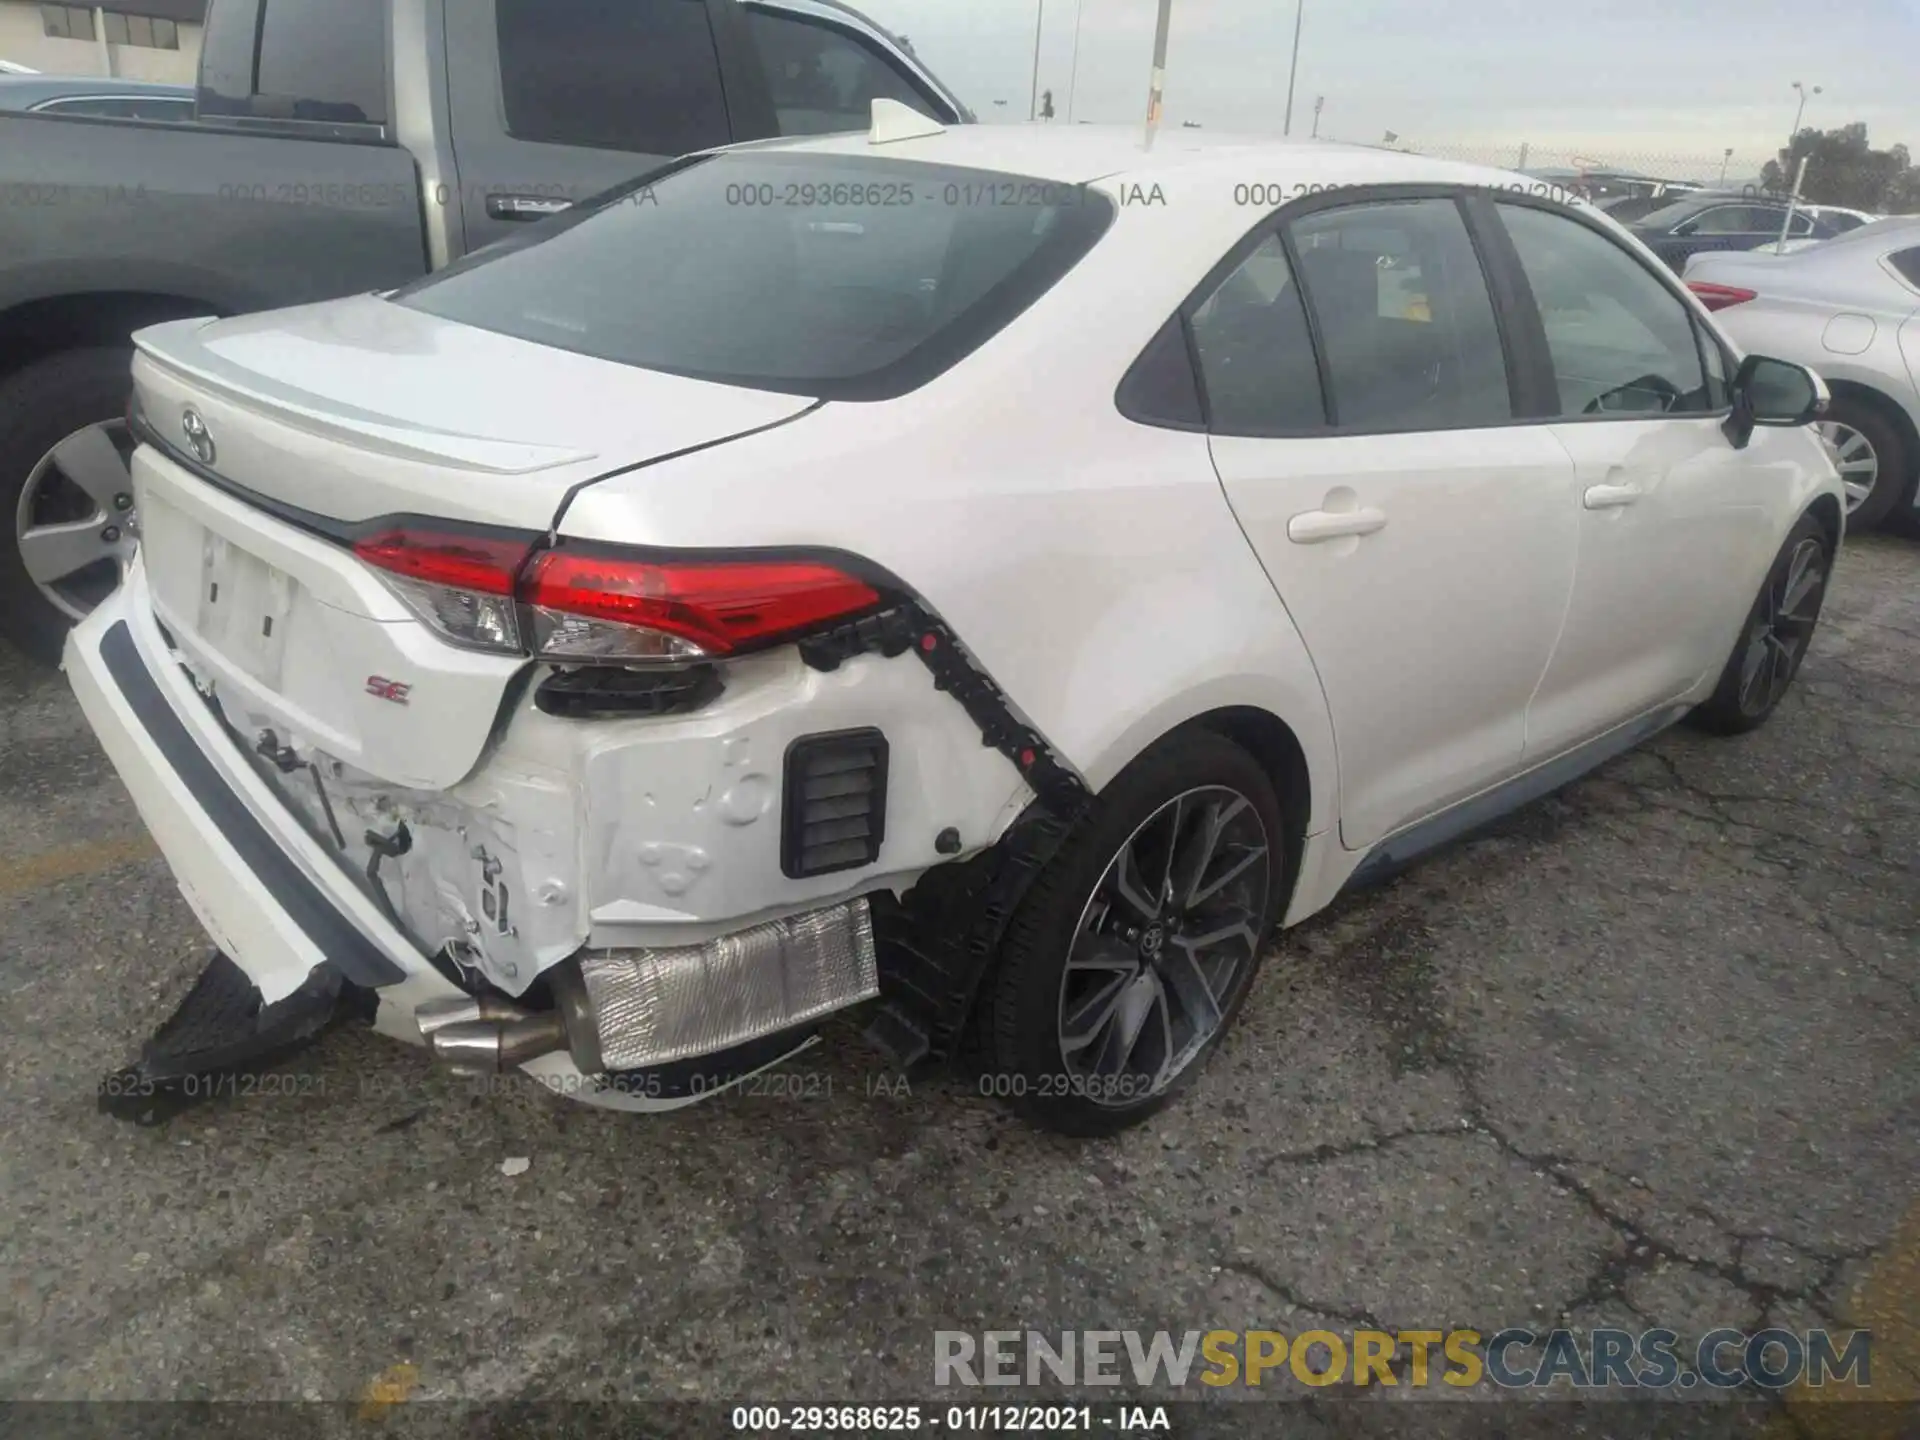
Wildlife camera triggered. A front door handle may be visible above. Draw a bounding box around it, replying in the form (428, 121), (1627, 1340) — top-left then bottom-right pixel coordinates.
(1583, 482), (1644, 510)
(1287, 506), (1388, 543)
(486, 193), (573, 221)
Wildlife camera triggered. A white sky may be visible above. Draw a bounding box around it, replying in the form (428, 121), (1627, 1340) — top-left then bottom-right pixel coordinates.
(859, 0), (1920, 180)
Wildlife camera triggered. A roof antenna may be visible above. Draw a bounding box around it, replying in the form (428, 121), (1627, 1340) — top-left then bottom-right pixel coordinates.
(1142, 0), (1174, 151)
(870, 98), (946, 145)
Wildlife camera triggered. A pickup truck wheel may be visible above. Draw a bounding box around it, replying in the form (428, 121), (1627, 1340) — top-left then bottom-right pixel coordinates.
(0, 348), (138, 663)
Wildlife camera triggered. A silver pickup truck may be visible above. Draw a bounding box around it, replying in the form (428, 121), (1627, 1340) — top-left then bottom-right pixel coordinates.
(0, 0), (968, 660)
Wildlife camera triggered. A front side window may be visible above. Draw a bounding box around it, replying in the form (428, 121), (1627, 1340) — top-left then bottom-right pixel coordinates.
(393, 153), (1114, 400)
(1498, 202), (1711, 417)
(497, 0), (730, 155)
(1287, 198), (1512, 430)
(1186, 232), (1325, 433)
(743, 6), (937, 135)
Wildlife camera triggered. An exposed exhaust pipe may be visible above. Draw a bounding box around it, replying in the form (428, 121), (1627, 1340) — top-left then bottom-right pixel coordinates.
(428, 1014), (569, 1073)
(416, 961), (603, 1075)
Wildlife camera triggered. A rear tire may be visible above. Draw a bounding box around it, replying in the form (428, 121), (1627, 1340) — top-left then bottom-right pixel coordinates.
(0, 348), (137, 663)
(981, 730), (1287, 1137)
(1688, 513), (1831, 736)
(1821, 396), (1909, 530)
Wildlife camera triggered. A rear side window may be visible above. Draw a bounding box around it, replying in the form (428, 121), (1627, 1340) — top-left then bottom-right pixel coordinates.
(196, 0), (387, 127)
(743, 5), (937, 135)
(497, 0), (730, 155)
(1186, 232), (1325, 433)
(1288, 198), (1512, 430)
(1888, 247), (1920, 288)
(392, 153), (1115, 400)
(1497, 203), (1710, 416)
(255, 0), (387, 124)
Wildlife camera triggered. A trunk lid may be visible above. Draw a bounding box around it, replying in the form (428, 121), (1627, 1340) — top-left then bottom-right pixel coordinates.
(132, 297), (816, 528)
(129, 299), (817, 791)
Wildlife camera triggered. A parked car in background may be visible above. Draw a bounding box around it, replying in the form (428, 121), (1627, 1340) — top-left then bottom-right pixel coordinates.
(0, 0), (969, 663)
(1687, 219), (1920, 528)
(68, 131), (1842, 1133)
(1630, 193), (1855, 271)
(0, 75), (194, 121)
(1598, 192), (1685, 224)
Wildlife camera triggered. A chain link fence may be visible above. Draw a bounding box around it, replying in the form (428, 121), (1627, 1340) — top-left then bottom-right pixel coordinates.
(1327, 139), (1770, 195)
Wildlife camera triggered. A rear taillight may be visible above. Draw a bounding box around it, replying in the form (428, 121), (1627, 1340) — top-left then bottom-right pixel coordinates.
(1686, 281), (1757, 311)
(522, 550), (881, 662)
(352, 527), (883, 663)
(352, 528), (528, 653)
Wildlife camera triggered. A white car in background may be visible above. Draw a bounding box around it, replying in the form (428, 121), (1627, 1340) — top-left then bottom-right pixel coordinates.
(1687, 218), (1920, 528)
(68, 120), (1844, 1135)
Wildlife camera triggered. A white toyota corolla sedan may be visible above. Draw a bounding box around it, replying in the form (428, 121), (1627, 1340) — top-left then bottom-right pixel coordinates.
(69, 115), (1845, 1135)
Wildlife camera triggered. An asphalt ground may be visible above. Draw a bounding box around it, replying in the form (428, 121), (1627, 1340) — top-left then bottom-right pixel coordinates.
(1, 534), (1915, 1438)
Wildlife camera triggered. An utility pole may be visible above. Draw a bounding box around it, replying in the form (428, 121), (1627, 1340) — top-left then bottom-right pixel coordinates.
(1787, 80), (1821, 159)
(1143, 0), (1173, 150)
(1065, 0), (1085, 122)
(1777, 154), (1809, 252)
(1282, 1), (1304, 136)
(1028, 0), (1046, 121)
(1517, 141), (1529, 171)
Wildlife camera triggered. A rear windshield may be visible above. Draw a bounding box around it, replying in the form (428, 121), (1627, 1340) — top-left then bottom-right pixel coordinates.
(392, 152), (1115, 400)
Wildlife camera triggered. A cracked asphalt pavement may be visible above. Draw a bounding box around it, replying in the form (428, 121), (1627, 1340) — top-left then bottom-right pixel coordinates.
(1, 535), (1915, 1431)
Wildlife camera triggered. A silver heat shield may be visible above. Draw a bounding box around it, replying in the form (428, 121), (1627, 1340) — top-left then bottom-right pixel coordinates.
(577, 899), (879, 1071)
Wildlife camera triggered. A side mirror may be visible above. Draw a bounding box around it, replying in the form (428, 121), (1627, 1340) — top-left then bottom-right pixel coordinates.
(1723, 354), (1828, 449)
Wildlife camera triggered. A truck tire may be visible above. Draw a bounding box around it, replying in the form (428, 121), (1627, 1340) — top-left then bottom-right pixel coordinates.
(0, 348), (138, 663)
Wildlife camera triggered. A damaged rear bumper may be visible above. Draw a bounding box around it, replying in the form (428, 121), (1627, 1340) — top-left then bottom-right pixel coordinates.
(63, 576), (882, 1110)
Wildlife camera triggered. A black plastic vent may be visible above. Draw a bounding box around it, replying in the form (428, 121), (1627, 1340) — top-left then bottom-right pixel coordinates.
(535, 665), (722, 719)
(782, 729), (889, 879)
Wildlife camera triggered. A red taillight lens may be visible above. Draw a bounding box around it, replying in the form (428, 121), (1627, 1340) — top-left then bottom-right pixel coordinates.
(522, 549), (881, 661)
(1686, 281), (1757, 311)
(352, 528), (532, 653)
(352, 527), (882, 662)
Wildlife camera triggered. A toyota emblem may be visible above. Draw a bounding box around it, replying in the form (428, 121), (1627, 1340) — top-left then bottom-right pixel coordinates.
(181, 407), (215, 466)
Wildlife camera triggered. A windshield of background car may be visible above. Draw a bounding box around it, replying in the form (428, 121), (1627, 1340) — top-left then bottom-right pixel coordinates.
(392, 152), (1116, 400)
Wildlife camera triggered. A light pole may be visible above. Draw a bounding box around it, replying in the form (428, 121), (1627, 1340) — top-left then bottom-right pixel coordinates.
(1719, 147), (1733, 185)
(1787, 80), (1821, 155)
(1311, 94), (1324, 138)
(1282, 1), (1305, 136)
(1065, 0), (1085, 122)
(1143, 0), (1173, 149)
(1028, 0), (1046, 121)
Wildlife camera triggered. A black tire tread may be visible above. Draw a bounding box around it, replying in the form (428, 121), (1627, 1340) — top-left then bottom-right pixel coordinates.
(981, 728), (1286, 1138)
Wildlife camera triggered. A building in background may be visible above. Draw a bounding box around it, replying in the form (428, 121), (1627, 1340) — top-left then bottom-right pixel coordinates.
(0, 1), (203, 83)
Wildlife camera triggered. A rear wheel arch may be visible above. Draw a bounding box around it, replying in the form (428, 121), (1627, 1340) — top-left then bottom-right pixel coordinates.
(1186, 706), (1313, 920)
(0, 290), (228, 383)
(1806, 492), (1843, 552)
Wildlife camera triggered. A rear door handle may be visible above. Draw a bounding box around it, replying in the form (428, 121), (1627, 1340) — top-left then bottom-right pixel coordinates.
(486, 193), (572, 221)
(1582, 482), (1644, 510)
(1287, 506), (1388, 543)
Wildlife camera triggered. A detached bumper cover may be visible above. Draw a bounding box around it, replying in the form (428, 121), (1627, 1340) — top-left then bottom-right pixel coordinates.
(65, 577), (428, 1004)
